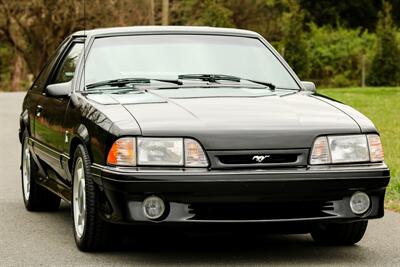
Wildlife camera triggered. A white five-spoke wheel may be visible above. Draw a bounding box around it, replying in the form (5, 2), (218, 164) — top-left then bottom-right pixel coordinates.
(22, 138), (31, 202)
(73, 157), (86, 239)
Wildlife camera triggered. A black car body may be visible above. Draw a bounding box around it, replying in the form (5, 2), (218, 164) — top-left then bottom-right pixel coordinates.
(19, 26), (390, 251)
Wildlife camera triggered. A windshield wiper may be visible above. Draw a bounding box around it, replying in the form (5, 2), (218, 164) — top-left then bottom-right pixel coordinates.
(84, 87), (143, 94)
(86, 78), (182, 90)
(178, 74), (276, 90)
(179, 74), (241, 83)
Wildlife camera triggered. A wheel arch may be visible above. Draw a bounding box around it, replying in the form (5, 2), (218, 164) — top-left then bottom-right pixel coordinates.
(68, 124), (92, 171)
(19, 109), (29, 143)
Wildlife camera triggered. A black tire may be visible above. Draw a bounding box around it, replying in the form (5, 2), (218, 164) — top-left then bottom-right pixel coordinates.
(311, 221), (368, 245)
(71, 144), (112, 251)
(21, 130), (61, 211)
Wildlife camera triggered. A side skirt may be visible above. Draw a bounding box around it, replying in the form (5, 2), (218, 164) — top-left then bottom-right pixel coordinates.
(36, 176), (72, 203)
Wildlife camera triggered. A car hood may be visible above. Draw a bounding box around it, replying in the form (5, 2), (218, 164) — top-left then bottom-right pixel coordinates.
(86, 88), (363, 150)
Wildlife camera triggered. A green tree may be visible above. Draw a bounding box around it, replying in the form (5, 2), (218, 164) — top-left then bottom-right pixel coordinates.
(367, 1), (400, 86)
(300, 0), (400, 31)
(171, 0), (234, 27)
(226, 0), (286, 44)
(282, 0), (310, 79)
(306, 23), (375, 87)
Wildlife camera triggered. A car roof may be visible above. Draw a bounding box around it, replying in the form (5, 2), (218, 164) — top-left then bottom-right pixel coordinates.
(72, 26), (261, 39)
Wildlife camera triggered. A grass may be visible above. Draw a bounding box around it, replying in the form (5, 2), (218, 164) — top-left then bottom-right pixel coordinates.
(319, 87), (400, 212)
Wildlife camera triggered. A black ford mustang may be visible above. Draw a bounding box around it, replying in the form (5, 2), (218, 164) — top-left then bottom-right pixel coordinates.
(19, 26), (390, 251)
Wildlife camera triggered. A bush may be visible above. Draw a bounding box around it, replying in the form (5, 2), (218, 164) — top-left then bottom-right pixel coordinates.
(306, 23), (376, 87)
(282, 0), (310, 79)
(172, 0), (234, 27)
(367, 2), (400, 86)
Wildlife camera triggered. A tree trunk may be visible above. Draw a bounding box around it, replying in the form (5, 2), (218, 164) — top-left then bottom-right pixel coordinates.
(10, 52), (26, 91)
(162, 0), (169, 25)
(149, 0), (155, 25)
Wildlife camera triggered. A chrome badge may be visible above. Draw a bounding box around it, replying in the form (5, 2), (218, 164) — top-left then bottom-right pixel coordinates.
(252, 155), (270, 163)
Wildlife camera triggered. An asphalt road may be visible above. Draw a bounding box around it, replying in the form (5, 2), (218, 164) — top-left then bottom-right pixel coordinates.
(0, 92), (399, 266)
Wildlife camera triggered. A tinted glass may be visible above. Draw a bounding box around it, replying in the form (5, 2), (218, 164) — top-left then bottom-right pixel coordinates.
(54, 43), (84, 84)
(31, 40), (71, 92)
(31, 54), (58, 92)
(85, 35), (299, 89)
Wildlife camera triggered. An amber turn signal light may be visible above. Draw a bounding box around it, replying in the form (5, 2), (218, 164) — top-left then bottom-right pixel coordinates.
(107, 137), (136, 166)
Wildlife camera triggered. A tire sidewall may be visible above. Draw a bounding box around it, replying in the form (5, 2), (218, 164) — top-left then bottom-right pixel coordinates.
(71, 145), (89, 245)
(71, 144), (111, 251)
(21, 131), (33, 208)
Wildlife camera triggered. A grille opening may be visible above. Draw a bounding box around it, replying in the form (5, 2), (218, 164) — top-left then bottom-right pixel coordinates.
(188, 201), (335, 220)
(218, 154), (299, 165)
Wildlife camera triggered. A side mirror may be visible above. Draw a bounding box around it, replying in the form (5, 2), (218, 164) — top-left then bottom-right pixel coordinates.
(300, 81), (316, 93)
(45, 81), (71, 97)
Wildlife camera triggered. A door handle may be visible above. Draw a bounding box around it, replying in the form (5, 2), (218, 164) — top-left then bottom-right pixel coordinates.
(36, 105), (43, 117)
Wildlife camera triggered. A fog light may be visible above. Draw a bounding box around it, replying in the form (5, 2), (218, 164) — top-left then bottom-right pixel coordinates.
(142, 196), (165, 220)
(350, 192), (370, 215)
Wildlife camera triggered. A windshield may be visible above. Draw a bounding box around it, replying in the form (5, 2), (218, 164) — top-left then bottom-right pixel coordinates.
(84, 35), (300, 90)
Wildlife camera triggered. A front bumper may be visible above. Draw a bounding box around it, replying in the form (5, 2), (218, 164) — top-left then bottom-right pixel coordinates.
(91, 163), (390, 225)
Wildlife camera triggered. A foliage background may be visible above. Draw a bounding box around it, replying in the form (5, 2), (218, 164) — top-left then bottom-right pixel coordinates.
(1, 0), (400, 91)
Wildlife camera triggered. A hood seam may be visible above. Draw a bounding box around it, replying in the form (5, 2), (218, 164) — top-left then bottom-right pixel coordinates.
(311, 95), (362, 133)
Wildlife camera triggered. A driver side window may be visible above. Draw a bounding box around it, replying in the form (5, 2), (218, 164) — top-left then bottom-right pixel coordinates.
(53, 43), (84, 84)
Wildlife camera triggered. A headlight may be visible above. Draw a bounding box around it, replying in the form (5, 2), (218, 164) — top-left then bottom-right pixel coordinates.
(310, 134), (384, 165)
(328, 135), (369, 163)
(107, 137), (208, 167)
(137, 137), (184, 166)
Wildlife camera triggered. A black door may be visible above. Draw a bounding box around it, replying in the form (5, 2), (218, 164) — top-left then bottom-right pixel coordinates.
(34, 42), (84, 183)
(25, 49), (61, 140)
